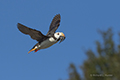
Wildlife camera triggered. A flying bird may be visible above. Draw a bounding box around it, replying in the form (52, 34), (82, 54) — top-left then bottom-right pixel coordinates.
(17, 14), (66, 53)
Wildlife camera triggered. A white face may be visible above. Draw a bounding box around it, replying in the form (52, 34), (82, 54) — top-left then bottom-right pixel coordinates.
(54, 32), (62, 39)
(54, 32), (66, 43)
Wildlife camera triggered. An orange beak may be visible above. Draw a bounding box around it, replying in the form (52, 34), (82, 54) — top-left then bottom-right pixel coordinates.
(59, 32), (66, 43)
(28, 47), (37, 54)
(61, 32), (65, 37)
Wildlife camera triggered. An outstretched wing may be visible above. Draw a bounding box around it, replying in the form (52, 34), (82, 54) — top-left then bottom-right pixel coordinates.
(17, 23), (48, 42)
(46, 14), (61, 37)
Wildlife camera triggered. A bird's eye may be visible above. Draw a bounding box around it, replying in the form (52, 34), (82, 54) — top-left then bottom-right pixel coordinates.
(57, 33), (59, 35)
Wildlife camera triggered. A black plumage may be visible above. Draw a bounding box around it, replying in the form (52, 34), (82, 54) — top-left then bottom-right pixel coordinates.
(17, 14), (60, 42)
(17, 14), (63, 53)
(46, 14), (61, 37)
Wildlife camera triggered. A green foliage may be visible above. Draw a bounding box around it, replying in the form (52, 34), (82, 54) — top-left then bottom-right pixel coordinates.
(68, 64), (81, 80)
(68, 28), (120, 80)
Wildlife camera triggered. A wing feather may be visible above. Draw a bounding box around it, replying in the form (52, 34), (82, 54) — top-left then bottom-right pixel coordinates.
(46, 14), (61, 36)
(17, 23), (48, 42)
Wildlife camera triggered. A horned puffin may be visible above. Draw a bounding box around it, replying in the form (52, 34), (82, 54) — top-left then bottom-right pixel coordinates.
(17, 14), (66, 53)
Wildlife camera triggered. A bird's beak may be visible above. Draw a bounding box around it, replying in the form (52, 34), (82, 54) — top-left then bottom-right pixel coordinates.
(28, 47), (37, 54)
(59, 33), (66, 43)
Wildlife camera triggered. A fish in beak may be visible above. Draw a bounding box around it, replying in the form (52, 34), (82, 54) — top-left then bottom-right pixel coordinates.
(59, 33), (66, 43)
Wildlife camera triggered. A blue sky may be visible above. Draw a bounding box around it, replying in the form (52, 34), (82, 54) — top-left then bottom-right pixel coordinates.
(1, 0), (120, 80)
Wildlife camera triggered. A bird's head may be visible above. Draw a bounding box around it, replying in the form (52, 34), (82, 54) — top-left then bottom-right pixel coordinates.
(54, 32), (66, 43)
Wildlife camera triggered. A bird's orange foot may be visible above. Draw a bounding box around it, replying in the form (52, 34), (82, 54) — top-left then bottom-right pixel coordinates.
(35, 49), (38, 52)
(28, 47), (37, 54)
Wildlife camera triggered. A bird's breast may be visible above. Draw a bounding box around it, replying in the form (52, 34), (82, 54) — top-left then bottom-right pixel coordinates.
(39, 37), (57, 49)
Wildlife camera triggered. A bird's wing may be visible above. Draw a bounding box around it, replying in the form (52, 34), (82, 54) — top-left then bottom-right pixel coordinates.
(46, 14), (61, 37)
(17, 23), (48, 42)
